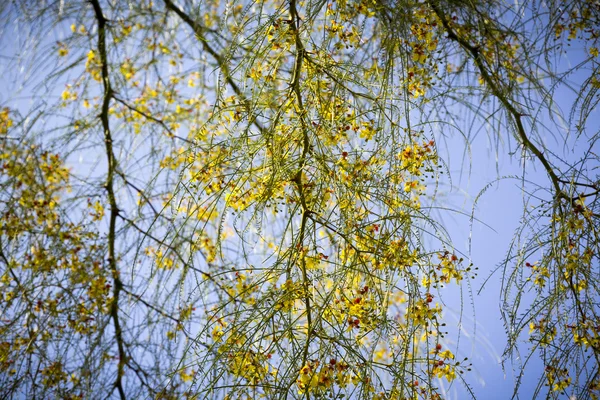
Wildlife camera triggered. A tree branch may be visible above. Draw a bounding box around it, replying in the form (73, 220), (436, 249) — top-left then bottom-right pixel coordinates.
(162, 0), (265, 134)
(89, 0), (126, 398)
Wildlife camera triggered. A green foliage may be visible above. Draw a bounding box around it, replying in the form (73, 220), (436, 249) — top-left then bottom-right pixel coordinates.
(0, 0), (598, 398)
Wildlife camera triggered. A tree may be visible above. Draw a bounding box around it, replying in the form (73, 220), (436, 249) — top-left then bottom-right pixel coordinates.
(0, 0), (598, 398)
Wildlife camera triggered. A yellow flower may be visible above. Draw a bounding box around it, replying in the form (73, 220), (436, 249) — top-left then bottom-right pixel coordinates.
(180, 369), (194, 383)
(212, 326), (225, 342)
(439, 350), (454, 360)
(553, 377), (571, 392)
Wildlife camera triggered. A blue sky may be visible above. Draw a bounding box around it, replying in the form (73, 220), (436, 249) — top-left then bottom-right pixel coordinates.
(1, 2), (598, 398)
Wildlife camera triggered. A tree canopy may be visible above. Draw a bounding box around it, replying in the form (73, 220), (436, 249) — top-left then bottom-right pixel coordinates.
(0, 0), (599, 398)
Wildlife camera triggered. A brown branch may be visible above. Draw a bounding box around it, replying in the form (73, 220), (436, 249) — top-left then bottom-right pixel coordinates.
(427, 1), (566, 200)
(112, 96), (194, 145)
(286, 2), (315, 398)
(116, 213), (237, 303)
(122, 288), (181, 324)
(89, 1), (126, 398)
(115, 170), (163, 220)
(162, 0), (265, 134)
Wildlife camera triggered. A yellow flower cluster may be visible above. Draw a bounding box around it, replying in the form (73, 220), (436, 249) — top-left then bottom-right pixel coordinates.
(297, 359), (353, 395)
(545, 363), (571, 393)
(406, 295), (442, 326)
(327, 284), (379, 332)
(397, 139), (436, 176)
(216, 332), (270, 386)
(85, 50), (102, 82)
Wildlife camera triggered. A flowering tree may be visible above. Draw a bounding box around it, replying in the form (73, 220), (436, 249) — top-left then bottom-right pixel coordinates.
(0, 0), (598, 399)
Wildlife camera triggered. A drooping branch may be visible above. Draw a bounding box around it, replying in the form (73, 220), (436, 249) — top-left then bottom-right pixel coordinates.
(426, 1), (566, 200)
(89, 1), (126, 398)
(286, 0), (315, 392)
(425, 0), (600, 386)
(162, 0), (265, 134)
(426, 1), (597, 218)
